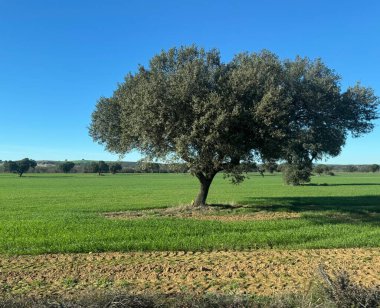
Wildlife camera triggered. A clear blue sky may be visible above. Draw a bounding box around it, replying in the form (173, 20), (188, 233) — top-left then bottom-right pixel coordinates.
(0, 0), (379, 163)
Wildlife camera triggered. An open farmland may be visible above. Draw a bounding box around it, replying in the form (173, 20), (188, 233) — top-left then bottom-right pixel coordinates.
(0, 172), (380, 301)
(0, 172), (379, 255)
(1, 249), (379, 298)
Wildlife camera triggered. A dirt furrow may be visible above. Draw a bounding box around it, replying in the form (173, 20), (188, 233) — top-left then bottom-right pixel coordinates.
(0, 248), (379, 297)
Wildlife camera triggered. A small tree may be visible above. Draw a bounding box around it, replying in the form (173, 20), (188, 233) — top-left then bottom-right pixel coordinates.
(59, 161), (75, 173)
(109, 163), (122, 174)
(257, 165), (265, 177)
(97, 161), (109, 175)
(4, 158), (37, 177)
(88, 161), (109, 175)
(283, 162), (312, 185)
(369, 164), (380, 173)
(314, 164), (326, 176)
(3, 161), (18, 173)
(87, 162), (99, 173)
(263, 161), (278, 174)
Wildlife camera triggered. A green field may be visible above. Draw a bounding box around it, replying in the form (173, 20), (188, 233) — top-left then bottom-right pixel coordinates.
(0, 173), (379, 255)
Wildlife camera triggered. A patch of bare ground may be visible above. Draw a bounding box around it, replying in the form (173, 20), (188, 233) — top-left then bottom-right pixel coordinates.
(104, 205), (301, 221)
(0, 249), (379, 298)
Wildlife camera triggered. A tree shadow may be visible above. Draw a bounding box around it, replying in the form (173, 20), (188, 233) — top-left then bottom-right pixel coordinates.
(21, 175), (75, 178)
(208, 204), (243, 210)
(235, 195), (380, 226)
(303, 183), (380, 187)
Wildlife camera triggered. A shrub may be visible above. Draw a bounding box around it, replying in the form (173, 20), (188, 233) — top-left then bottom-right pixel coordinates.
(346, 165), (358, 172)
(319, 265), (380, 308)
(283, 163), (312, 185)
(109, 163), (122, 174)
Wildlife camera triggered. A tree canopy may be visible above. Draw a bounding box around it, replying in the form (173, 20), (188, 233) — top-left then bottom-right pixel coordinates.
(59, 161), (75, 173)
(370, 164), (380, 173)
(109, 163), (122, 174)
(4, 158), (37, 177)
(90, 46), (378, 205)
(90, 161), (109, 175)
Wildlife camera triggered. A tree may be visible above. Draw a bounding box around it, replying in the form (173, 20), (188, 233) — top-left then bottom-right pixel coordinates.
(97, 161), (109, 175)
(313, 164), (326, 176)
(313, 164), (333, 176)
(90, 46), (378, 205)
(3, 161), (18, 173)
(4, 158), (37, 177)
(109, 163), (122, 174)
(88, 161), (109, 175)
(263, 161), (278, 174)
(358, 165), (371, 172)
(346, 165), (358, 173)
(59, 161), (75, 173)
(283, 163), (312, 185)
(137, 160), (160, 173)
(88, 162), (99, 173)
(369, 164), (380, 173)
(257, 165), (265, 177)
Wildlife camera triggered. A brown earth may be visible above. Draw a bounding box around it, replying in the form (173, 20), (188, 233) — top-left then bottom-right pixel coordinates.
(1, 249), (379, 298)
(104, 206), (301, 222)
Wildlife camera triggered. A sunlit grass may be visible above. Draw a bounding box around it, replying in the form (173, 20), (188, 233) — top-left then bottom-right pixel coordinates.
(0, 172), (379, 255)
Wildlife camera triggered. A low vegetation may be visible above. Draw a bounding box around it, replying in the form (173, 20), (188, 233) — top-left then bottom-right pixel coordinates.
(0, 172), (379, 304)
(0, 172), (379, 255)
(1, 269), (379, 307)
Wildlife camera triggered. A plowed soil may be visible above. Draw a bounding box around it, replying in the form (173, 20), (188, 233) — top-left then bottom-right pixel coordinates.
(1, 249), (379, 298)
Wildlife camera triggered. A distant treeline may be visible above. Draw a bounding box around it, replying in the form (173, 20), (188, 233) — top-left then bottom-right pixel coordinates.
(0, 159), (379, 175)
(0, 159), (189, 175)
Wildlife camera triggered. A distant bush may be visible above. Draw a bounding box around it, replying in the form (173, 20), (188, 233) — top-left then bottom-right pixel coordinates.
(59, 161), (75, 173)
(283, 163), (312, 185)
(346, 165), (358, 172)
(314, 164), (326, 175)
(263, 161), (279, 174)
(109, 163), (122, 174)
(313, 165), (335, 176)
(85, 161), (110, 175)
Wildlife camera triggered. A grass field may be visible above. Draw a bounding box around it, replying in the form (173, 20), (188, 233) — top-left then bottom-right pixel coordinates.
(0, 172), (379, 255)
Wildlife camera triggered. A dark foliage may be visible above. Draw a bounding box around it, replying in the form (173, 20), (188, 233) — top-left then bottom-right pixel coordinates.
(94, 46), (379, 203)
(59, 161), (75, 173)
(109, 163), (123, 174)
(3, 158), (37, 177)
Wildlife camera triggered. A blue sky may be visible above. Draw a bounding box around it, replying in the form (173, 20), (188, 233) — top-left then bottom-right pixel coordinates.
(0, 0), (379, 163)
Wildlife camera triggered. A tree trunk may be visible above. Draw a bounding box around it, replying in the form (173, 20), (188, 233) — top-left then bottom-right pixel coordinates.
(193, 172), (216, 207)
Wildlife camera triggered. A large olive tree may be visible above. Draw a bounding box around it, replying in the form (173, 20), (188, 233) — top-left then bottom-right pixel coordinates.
(90, 46), (378, 205)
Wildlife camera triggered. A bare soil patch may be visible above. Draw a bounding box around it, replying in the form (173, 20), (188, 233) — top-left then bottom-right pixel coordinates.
(1, 248), (379, 298)
(104, 205), (301, 222)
